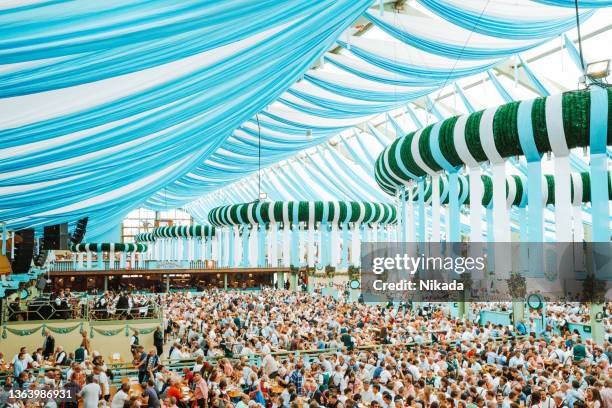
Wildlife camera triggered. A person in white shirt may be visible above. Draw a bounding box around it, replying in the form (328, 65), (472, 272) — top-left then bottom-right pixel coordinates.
(111, 383), (130, 408)
(79, 374), (101, 408)
(508, 351), (524, 368)
(361, 382), (375, 405)
(93, 365), (110, 402)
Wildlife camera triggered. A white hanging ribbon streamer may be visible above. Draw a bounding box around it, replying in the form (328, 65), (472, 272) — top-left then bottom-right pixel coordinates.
(546, 93), (572, 242)
(307, 202), (315, 267)
(454, 115), (482, 242)
(109, 243), (115, 268)
(249, 226), (258, 267)
(571, 172), (585, 242)
(282, 202), (291, 267)
(269, 223), (278, 267)
(480, 107), (511, 243)
(351, 223), (361, 266)
(431, 175), (441, 242)
(407, 185), (415, 242)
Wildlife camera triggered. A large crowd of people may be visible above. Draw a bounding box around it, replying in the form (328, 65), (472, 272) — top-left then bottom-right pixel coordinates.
(0, 288), (610, 408)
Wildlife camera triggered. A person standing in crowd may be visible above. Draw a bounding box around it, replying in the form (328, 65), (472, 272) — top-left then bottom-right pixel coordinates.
(134, 345), (148, 384)
(78, 374), (101, 408)
(143, 379), (161, 408)
(111, 382), (130, 408)
(130, 329), (140, 354)
(154, 326), (164, 357)
(193, 371), (209, 408)
(42, 329), (55, 359)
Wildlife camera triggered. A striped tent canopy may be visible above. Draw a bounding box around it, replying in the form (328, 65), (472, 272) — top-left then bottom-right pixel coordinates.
(152, 225), (215, 239)
(70, 243), (148, 253)
(375, 88), (612, 195)
(412, 171), (612, 206)
(208, 201), (397, 227)
(134, 232), (155, 242)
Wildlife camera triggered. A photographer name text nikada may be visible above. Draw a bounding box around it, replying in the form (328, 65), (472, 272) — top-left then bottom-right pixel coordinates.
(372, 279), (464, 291)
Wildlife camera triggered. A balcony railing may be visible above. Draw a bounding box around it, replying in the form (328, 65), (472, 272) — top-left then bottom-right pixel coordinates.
(1, 297), (161, 324)
(47, 259), (289, 272)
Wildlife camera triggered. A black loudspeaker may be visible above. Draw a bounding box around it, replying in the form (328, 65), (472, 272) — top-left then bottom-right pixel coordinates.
(33, 249), (49, 267)
(11, 229), (35, 274)
(70, 217), (88, 244)
(43, 223), (68, 250)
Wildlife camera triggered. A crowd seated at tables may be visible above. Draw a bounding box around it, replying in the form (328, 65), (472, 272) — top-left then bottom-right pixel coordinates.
(92, 291), (157, 320)
(0, 289), (610, 408)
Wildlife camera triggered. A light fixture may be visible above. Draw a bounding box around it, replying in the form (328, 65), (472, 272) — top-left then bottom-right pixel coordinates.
(586, 59), (610, 81)
(259, 192), (268, 200)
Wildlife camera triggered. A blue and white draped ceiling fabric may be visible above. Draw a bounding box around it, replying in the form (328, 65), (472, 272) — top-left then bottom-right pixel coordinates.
(416, 0), (595, 39)
(0, 0), (372, 238)
(0, 0), (607, 240)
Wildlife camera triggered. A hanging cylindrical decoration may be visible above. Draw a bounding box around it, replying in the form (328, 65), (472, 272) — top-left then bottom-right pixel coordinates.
(208, 202), (397, 269)
(375, 89), (612, 250)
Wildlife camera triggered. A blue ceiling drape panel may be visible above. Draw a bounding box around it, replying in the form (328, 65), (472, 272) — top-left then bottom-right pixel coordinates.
(417, 0), (594, 39)
(0, 0), (372, 235)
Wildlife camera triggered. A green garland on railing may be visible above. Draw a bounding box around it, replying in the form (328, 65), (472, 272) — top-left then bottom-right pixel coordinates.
(89, 325), (159, 338)
(2, 323), (84, 338)
(376, 89), (612, 195)
(208, 201), (397, 228)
